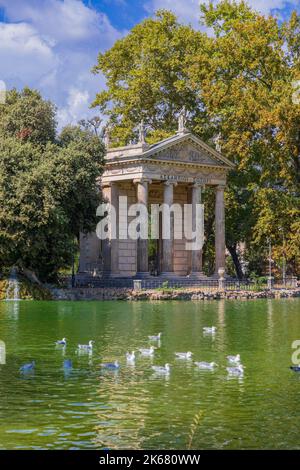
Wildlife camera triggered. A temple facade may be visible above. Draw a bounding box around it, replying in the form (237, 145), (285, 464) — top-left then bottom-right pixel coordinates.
(79, 121), (235, 279)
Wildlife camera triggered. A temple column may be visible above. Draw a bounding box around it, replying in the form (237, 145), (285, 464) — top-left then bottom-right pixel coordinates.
(190, 183), (204, 277)
(135, 178), (150, 277)
(101, 183), (112, 275)
(109, 182), (119, 276)
(161, 181), (176, 275)
(215, 184), (226, 274)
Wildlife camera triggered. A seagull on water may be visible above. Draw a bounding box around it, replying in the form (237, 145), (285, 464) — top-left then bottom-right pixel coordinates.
(101, 360), (120, 370)
(227, 364), (244, 376)
(126, 351), (135, 362)
(78, 340), (94, 351)
(152, 363), (170, 374)
(227, 354), (240, 364)
(148, 333), (162, 341)
(56, 337), (67, 346)
(194, 361), (217, 370)
(175, 352), (193, 359)
(19, 361), (35, 372)
(139, 346), (155, 356)
(203, 327), (217, 334)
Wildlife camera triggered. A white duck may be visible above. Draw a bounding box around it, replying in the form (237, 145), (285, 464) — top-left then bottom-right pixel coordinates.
(227, 364), (244, 376)
(152, 363), (170, 374)
(148, 332), (162, 341)
(194, 361), (217, 370)
(175, 351), (193, 359)
(203, 327), (217, 334)
(126, 351), (135, 362)
(227, 354), (240, 364)
(78, 340), (94, 351)
(56, 337), (67, 346)
(139, 346), (155, 356)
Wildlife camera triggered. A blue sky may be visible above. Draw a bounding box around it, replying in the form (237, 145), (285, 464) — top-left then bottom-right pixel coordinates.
(0, 0), (299, 129)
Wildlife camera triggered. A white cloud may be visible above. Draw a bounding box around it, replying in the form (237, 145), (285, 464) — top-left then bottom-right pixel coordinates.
(57, 87), (90, 128)
(145, 0), (300, 26)
(0, 22), (58, 83)
(0, 0), (124, 130)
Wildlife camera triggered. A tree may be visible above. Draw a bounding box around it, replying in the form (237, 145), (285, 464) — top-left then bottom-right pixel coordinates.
(92, 10), (207, 145)
(0, 87), (56, 145)
(196, 0), (300, 275)
(0, 90), (105, 281)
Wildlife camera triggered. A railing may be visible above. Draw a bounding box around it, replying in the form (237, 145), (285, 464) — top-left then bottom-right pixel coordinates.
(72, 274), (298, 291)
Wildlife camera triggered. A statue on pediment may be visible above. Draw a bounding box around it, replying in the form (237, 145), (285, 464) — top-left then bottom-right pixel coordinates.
(138, 120), (146, 144)
(178, 106), (187, 133)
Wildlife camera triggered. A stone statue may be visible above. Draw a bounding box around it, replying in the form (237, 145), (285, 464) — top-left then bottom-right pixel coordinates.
(178, 106), (187, 133)
(215, 132), (222, 152)
(138, 120), (146, 144)
(103, 126), (110, 148)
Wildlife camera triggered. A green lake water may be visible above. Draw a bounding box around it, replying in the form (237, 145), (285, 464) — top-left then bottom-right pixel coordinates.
(0, 298), (300, 450)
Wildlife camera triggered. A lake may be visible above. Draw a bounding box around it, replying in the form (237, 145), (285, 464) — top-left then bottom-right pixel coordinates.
(0, 298), (300, 449)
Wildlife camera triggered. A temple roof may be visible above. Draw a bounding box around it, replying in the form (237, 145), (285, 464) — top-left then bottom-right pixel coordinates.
(105, 130), (235, 170)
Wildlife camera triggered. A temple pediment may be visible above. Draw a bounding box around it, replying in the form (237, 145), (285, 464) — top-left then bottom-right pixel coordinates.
(142, 132), (234, 169)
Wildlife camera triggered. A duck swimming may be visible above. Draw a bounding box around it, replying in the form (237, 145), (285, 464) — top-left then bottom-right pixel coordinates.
(139, 346), (155, 356)
(203, 327), (217, 334)
(148, 333), (162, 341)
(175, 352), (193, 359)
(152, 363), (170, 374)
(126, 351), (135, 362)
(56, 338), (67, 346)
(227, 364), (244, 376)
(227, 354), (240, 364)
(101, 360), (120, 370)
(78, 340), (94, 351)
(194, 361), (217, 370)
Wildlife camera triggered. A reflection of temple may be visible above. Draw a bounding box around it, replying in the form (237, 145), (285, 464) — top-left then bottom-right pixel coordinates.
(79, 116), (234, 280)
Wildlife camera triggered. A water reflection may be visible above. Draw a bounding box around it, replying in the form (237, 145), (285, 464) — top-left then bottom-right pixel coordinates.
(1, 299), (300, 449)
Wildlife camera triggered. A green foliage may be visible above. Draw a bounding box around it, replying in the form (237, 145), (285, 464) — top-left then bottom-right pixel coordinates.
(0, 87), (56, 145)
(92, 10), (207, 145)
(0, 91), (105, 281)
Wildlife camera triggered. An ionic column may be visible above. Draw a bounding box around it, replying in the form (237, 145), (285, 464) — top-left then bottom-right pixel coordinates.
(134, 178), (150, 276)
(161, 181), (176, 275)
(190, 183), (204, 276)
(215, 184), (226, 274)
(101, 183), (112, 275)
(109, 182), (119, 276)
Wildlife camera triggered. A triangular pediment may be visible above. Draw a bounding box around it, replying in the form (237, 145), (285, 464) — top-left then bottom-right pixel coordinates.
(143, 132), (235, 169)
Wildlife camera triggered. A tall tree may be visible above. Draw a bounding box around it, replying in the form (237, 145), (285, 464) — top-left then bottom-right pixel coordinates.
(0, 90), (105, 281)
(92, 10), (208, 145)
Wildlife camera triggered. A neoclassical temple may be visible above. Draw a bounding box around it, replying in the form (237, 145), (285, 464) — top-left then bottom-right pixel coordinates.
(79, 117), (235, 279)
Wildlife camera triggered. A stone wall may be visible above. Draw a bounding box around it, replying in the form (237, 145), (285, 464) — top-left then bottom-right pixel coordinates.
(50, 287), (300, 301)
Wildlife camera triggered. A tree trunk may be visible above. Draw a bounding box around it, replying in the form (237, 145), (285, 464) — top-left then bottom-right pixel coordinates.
(227, 244), (244, 280)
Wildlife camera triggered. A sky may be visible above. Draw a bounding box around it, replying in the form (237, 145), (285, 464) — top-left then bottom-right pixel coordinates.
(0, 0), (299, 130)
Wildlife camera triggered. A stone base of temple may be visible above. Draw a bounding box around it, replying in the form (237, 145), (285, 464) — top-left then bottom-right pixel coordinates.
(135, 272), (151, 278)
(158, 272), (181, 279)
(188, 271), (207, 279)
